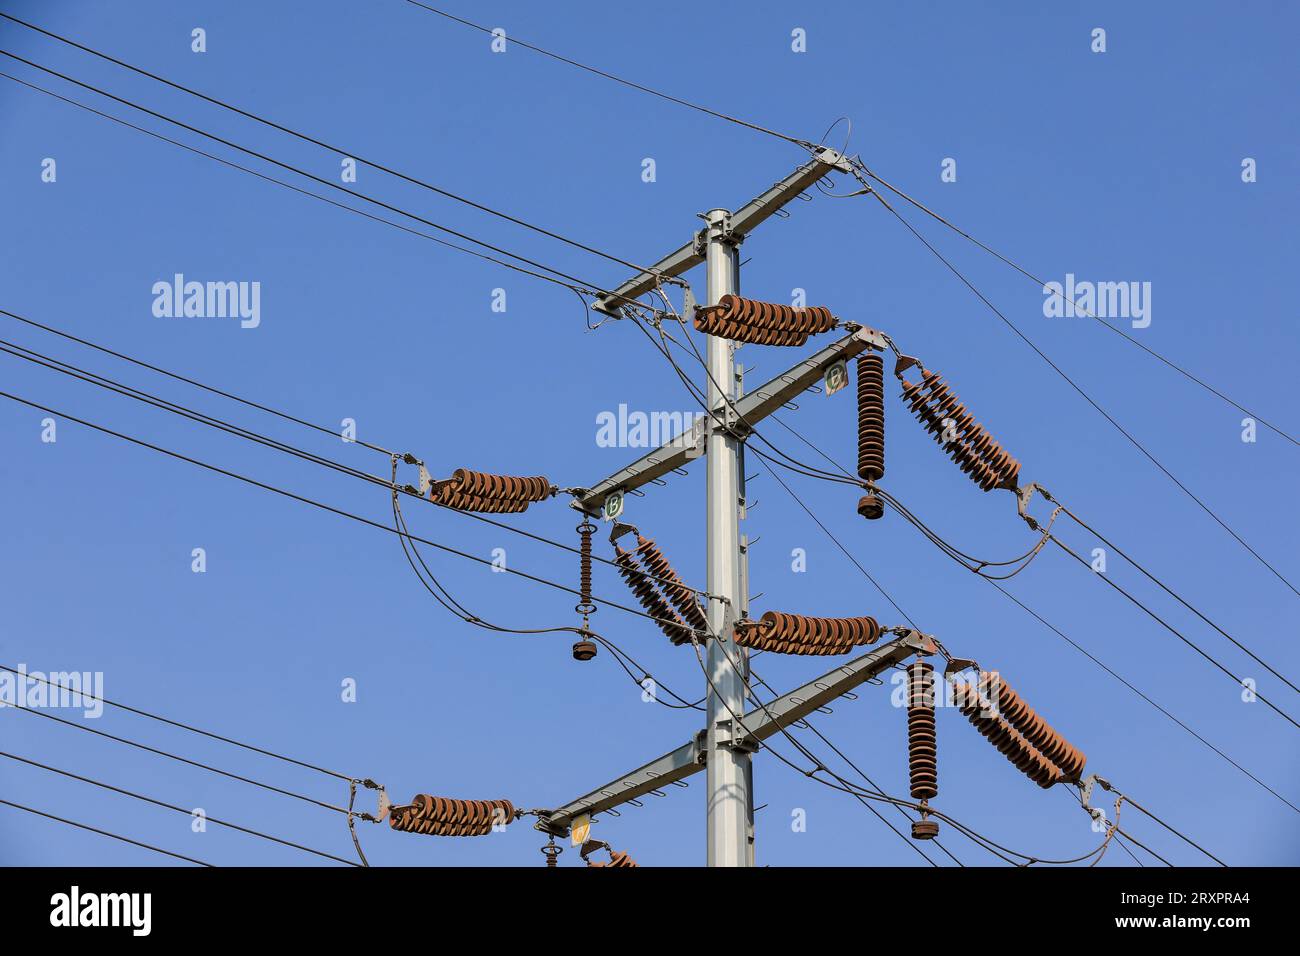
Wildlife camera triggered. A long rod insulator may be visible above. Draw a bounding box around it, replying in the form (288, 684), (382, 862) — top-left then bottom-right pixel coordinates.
(613, 543), (694, 645)
(856, 353), (886, 482)
(953, 683), (1063, 789)
(693, 294), (836, 346)
(899, 368), (1020, 492)
(906, 662), (938, 801)
(389, 795), (517, 836)
(979, 672), (1087, 781)
(734, 610), (880, 655)
(430, 468), (554, 513)
(633, 535), (708, 631)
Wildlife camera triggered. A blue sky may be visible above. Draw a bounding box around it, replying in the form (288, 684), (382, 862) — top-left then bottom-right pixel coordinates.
(1, 0), (1296, 867)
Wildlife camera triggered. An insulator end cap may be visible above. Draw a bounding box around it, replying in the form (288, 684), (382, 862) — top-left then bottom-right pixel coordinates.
(911, 819), (940, 841)
(857, 494), (885, 520)
(572, 639), (598, 661)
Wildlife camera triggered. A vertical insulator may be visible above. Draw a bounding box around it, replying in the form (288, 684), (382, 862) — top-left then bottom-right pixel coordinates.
(856, 353), (886, 482)
(906, 662), (938, 801)
(575, 521), (596, 620)
(572, 520), (599, 661)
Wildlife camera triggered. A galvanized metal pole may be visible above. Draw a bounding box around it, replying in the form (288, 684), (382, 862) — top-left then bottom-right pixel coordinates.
(703, 208), (750, 867)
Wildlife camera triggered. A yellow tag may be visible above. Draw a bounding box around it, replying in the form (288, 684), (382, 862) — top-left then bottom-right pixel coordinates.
(570, 814), (591, 846)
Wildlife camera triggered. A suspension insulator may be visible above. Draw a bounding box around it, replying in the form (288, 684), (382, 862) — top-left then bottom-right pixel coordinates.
(906, 662), (938, 802)
(388, 795), (517, 836)
(734, 610), (880, 656)
(979, 672), (1087, 781)
(899, 368), (1020, 492)
(429, 469), (554, 513)
(856, 353), (886, 482)
(693, 294), (836, 346)
(613, 544), (694, 645)
(633, 535), (708, 632)
(953, 683), (1063, 789)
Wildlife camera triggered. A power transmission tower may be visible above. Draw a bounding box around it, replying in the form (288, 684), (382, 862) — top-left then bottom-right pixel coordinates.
(534, 148), (929, 866)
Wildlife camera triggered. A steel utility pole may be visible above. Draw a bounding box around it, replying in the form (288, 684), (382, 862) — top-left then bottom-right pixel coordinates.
(555, 148), (858, 867)
(702, 208), (749, 867)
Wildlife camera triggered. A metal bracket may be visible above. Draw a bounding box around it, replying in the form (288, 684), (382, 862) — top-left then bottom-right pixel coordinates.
(715, 717), (761, 754)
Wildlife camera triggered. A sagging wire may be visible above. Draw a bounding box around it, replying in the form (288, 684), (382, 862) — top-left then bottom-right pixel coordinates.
(389, 459), (704, 711)
(689, 634), (1114, 867)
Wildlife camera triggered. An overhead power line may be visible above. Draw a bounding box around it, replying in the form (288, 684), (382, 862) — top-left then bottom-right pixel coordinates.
(0, 750), (359, 866)
(867, 186), (1300, 601)
(0, 312), (713, 599)
(0, 11), (678, 282)
(400, 1), (815, 149)
(853, 163), (1299, 447)
(396, 1), (1295, 448)
(0, 795), (213, 866)
(0, 50), (663, 311)
(0, 69), (606, 300)
(0, 662), (352, 781)
(0, 387), (691, 635)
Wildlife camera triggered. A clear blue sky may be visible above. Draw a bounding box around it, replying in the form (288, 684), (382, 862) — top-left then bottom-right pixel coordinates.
(1, 0), (1296, 867)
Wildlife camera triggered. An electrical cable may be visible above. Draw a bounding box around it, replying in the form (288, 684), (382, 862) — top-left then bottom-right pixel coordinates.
(0, 750), (360, 866)
(0, 12), (684, 283)
(1042, 528), (1298, 730)
(5, 702), (354, 816)
(0, 69), (603, 299)
(0, 55), (658, 311)
(400, 1), (816, 150)
(0, 796), (213, 866)
(866, 182), (1300, 600)
(0, 387), (690, 635)
(853, 161), (1299, 447)
(691, 637), (1113, 866)
(0, 305), (397, 457)
(730, 399), (1300, 813)
(400, 1), (1296, 446)
(1054, 500), (1298, 694)
(0, 308), (714, 600)
(0, 663), (351, 781)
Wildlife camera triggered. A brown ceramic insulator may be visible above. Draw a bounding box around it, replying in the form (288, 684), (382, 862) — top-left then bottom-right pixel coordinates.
(954, 685), (1063, 789)
(692, 294), (835, 346)
(716, 294), (836, 333)
(694, 309), (811, 346)
(899, 370), (1021, 492)
(633, 536), (708, 631)
(857, 493), (885, 520)
(734, 610), (880, 655)
(431, 488), (532, 514)
(588, 849), (639, 868)
(575, 522), (596, 617)
(450, 469), (552, 503)
(613, 545), (694, 645)
(389, 796), (516, 836)
(856, 353), (886, 482)
(979, 672), (1087, 781)
(906, 662), (939, 801)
